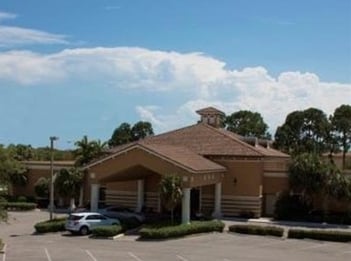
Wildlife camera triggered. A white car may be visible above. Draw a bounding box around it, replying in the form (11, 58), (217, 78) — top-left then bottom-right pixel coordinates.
(65, 212), (120, 235)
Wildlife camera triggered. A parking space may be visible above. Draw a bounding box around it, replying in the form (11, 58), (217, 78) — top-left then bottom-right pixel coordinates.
(1, 211), (351, 261)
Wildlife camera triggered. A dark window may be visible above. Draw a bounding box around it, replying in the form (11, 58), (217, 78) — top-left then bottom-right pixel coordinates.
(68, 215), (83, 221)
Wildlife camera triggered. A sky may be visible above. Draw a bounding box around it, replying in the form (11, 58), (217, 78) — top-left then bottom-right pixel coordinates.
(0, 0), (350, 149)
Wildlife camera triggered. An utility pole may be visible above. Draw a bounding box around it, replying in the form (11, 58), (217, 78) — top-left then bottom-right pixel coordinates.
(49, 136), (59, 220)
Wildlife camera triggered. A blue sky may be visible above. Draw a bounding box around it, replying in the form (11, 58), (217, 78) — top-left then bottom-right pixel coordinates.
(0, 0), (350, 149)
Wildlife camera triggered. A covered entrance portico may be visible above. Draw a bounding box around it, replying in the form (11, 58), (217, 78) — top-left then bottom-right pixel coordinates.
(85, 143), (226, 224)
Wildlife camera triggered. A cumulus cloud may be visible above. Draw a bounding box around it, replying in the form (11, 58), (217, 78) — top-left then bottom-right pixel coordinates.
(0, 46), (349, 134)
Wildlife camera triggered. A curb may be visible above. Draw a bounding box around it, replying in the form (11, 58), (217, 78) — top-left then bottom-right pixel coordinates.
(111, 233), (125, 240)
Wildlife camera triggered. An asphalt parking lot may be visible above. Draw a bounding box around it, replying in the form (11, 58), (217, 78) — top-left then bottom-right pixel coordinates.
(1, 211), (351, 261)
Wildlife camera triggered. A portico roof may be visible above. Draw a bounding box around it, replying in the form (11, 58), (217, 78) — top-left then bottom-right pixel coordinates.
(86, 142), (226, 174)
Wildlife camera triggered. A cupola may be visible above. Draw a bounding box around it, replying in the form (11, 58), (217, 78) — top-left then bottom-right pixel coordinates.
(196, 107), (225, 128)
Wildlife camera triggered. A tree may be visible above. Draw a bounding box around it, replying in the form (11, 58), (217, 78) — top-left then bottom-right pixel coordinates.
(7, 144), (34, 161)
(331, 104), (351, 169)
(73, 136), (107, 206)
(34, 177), (49, 198)
(288, 153), (328, 203)
(274, 108), (330, 155)
(225, 110), (271, 139)
(108, 123), (132, 147)
(159, 175), (183, 224)
(74, 136), (107, 166)
(0, 145), (27, 189)
(131, 121), (154, 141)
(54, 168), (83, 210)
(108, 121), (154, 147)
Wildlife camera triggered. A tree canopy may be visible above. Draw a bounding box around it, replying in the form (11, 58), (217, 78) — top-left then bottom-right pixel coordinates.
(274, 108), (331, 155)
(225, 110), (271, 139)
(108, 121), (154, 147)
(74, 135), (107, 166)
(331, 104), (351, 169)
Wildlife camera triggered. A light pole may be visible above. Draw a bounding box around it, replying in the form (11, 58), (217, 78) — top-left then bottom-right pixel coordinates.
(49, 136), (59, 220)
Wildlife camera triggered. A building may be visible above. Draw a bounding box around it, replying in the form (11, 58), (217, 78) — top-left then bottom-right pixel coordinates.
(12, 107), (292, 223)
(83, 107), (290, 223)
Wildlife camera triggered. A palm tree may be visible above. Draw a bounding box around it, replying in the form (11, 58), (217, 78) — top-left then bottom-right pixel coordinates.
(159, 175), (183, 224)
(54, 168), (83, 211)
(73, 136), (107, 206)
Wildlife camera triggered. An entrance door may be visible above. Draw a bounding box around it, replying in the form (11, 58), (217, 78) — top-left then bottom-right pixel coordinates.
(191, 188), (200, 218)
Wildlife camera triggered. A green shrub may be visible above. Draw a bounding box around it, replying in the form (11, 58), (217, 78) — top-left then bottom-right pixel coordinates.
(0, 238), (3, 251)
(34, 217), (67, 233)
(288, 229), (351, 242)
(0, 202), (37, 211)
(17, 196), (27, 202)
(139, 220), (224, 239)
(91, 225), (123, 237)
(120, 217), (142, 230)
(0, 197), (7, 221)
(274, 192), (311, 220)
(229, 224), (284, 237)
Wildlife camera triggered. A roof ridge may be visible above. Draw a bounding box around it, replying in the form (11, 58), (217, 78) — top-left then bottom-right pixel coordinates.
(201, 124), (265, 156)
(146, 123), (199, 140)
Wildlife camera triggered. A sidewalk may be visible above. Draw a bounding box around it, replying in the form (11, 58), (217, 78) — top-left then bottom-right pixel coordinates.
(222, 217), (351, 232)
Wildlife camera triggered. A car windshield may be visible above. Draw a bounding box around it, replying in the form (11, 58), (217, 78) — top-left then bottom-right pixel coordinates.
(68, 215), (83, 221)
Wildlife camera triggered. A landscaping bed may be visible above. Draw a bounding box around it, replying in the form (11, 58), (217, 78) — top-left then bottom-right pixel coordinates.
(229, 224), (284, 237)
(91, 225), (124, 238)
(1, 202), (37, 211)
(34, 217), (67, 233)
(139, 220), (225, 239)
(288, 229), (351, 242)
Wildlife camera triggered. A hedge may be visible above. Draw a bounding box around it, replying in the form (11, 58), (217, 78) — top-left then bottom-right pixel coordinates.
(91, 225), (123, 237)
(34, 217), (67, 233)
(0, 238), (3, 252)
(139, 220), (225, 239)
(0, 202), (37, 211)
(288, 229), (351, 242)
(229, 224), (284, 237)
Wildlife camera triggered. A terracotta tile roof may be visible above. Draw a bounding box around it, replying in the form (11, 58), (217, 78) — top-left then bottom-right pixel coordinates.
(87, 142), (226, 174)
(252, 145), (290, 158)
(143, 123), (263, 157)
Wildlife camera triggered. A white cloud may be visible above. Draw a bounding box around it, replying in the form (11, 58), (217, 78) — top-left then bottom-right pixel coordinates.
(0, 10), (67, 47)
(0, 26), (68, 47)
(0, 46), (349, 134)
(0, 11), (17, 21)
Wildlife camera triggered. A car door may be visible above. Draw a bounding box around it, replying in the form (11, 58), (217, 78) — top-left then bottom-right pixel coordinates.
(85, 214), (107, 229)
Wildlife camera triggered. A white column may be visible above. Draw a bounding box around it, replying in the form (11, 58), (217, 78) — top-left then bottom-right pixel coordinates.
(136, 179), (144, 212)
(90, 184), (100, 212)
(182, 187), (191, 224)
(212, 182), (222, 218)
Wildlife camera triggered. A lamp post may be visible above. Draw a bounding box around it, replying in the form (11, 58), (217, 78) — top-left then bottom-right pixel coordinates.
(49, 136), (59, 220)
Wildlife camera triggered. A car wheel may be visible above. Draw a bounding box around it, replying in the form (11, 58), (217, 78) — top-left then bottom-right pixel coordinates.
(79, 226), (89, 235)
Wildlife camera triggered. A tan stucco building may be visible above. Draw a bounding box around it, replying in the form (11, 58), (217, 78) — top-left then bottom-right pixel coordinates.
(84, 107), (290, 223)
(14, 107), (292, 223)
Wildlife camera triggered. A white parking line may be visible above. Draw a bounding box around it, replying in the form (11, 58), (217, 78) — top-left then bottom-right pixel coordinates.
(85, 250), (98, 261)
(2, 244), (7, 261)
(44, 248), (52, 261)
(128, 252), (143, 261)
(176, 255), (189, 261)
